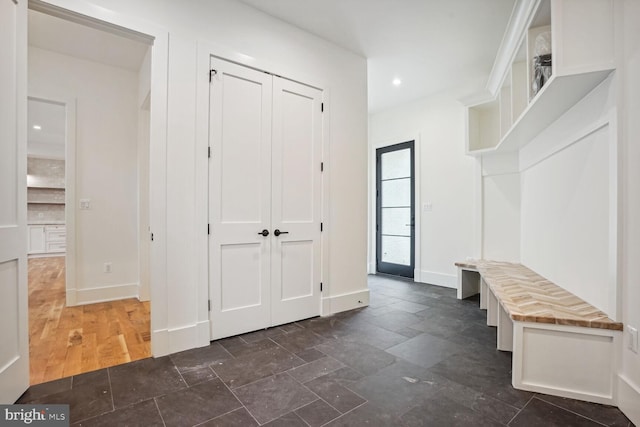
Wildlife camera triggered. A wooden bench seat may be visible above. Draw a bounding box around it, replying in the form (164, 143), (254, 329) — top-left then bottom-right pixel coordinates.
(455, 260), (623, 406)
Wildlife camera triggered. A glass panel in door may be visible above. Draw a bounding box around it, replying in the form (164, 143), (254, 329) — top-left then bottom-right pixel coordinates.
(376, 141), (415, 278)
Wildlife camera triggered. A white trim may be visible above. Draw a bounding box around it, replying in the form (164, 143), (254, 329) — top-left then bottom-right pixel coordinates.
(322, 289), (369, 315)
(519, 117), (613, 172)
(73, 282), (139, 305)
(617, 375), (640, 426)
(195, 43), (211, 348)
(36, 0), (171, 358)
(369, 133), (421, 280)
(486, 0), (540, 96)
(320, 88), (331, 316)
(417, 270), (457, 289)
(152, 321), (212, 357)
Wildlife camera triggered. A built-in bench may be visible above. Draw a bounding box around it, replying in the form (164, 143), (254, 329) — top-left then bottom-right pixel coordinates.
(456, 260), (623, 406)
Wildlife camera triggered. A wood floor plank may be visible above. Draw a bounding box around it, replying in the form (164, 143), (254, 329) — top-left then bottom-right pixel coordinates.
(28, 257), (151, 385)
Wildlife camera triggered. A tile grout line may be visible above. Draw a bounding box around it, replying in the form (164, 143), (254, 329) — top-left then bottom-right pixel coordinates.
(222, 374), (262, 426)
(506, 394), (535, 425)
(106, 368), (115, 414)
(192, 407), (248, 427)
(318, 400), (368, 427)
(533, 396), (609, 427)
(284, 370), (345, 420)
(292, 368), (371, 421)
(153, 397), (167, 427)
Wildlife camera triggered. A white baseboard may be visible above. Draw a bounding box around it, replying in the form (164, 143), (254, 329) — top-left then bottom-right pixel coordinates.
(323, 289), (369, 316)
(28, 252), (65, 259)
(138, 281), (150, 302)
(152, 320), (211, 358)
(417, 270), (456, 288)
(617, 374), (640, 425)
(197, 320), (211, 346)
(152, 329), (169, 357)
(71, 282), (139, 306)
(368, 262), (376, 275)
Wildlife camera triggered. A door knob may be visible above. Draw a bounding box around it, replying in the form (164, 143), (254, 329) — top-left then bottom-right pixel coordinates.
(274, 229), (289, 236)
(258, 229), (269, 237)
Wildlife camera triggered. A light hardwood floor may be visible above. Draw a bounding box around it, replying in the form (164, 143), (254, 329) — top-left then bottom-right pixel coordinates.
(28, 256), (150, 385)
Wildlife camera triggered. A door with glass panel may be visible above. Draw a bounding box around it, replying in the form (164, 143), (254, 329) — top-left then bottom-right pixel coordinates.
(376, 141), (415, 278)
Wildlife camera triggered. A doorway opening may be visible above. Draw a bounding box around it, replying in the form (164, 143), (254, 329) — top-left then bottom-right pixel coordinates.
(26, 7), (153, 385)
(375, 141), (415, 278)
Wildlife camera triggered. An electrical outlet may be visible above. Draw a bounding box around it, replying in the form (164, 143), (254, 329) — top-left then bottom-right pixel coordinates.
(628, 326), (638, 353)
(79, 199), (91, 210)
(104, 262), (112, 273)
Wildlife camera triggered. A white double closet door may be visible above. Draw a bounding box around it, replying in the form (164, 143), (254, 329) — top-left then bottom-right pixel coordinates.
(208, 57), (323, 340)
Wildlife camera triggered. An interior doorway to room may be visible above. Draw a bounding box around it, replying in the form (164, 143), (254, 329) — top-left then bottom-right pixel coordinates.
(376, 141), (415, 278)
(26, 6), (152, 385)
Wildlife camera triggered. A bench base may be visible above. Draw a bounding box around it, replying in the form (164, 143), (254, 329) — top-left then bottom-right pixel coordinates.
(513, 322), (620, 405)
(456, 265), (621, 406)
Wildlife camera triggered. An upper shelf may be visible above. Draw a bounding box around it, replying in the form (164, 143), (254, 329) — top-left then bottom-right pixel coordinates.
(27, 184), (65, 190)
(490, 69), (614, 154)
(465, 0), (615, 157)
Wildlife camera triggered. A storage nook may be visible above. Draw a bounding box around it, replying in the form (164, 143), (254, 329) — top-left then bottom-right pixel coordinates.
(466, 0), (615, 154)
(461, 0), (623, 408)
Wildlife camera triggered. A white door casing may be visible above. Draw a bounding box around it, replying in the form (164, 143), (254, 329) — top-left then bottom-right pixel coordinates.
(271, 78), (322, 326)
(208, 57), (322, 339)
(208, 58), (273, 340)
(0, 0), (29, 403)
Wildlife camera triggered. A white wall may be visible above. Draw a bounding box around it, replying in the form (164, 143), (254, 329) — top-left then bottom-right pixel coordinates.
(29, 46), (140, 304)
(483, 174), (520, 261)
(519, 76), (616, 317)
(618, 0), (640, 422)
(369, 93), (476, 287)
(44, 0), (368, 355)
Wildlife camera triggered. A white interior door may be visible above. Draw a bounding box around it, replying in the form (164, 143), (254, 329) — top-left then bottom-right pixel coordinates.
(0, 0), (29, 403)
(271, 77), (322, 325)
(208, 57), (273, 340)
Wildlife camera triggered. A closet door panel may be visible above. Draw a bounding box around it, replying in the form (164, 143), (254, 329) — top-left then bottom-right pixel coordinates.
(271, 78), (322, 326)
(209, 57), (272, 339)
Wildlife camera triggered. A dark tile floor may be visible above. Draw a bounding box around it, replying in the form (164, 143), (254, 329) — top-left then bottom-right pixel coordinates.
(18, 275), (634, 426)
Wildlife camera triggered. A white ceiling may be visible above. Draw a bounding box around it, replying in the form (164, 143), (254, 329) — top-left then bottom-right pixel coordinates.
(28, 9), (149, 72)
(27, 1), (516, 113)
(239, 0), (516, 113)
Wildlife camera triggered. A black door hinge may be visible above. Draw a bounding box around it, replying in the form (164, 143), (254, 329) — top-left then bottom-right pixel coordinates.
(208, 299), (211, 311)
(321, 103), (324, 112)
(320, 222), (323, 232)
(321, 162), (324, 172)
(150, 232), (154, 241)
(209, 69), (217, 82)
(208, 146), (211, 158)
(320, 282), (323, 292)
(207, 224), (210, 235)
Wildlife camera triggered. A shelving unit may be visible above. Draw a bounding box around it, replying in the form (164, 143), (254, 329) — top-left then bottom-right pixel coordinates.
(26, 157), (66, 256)
(466, 0), (615, 156)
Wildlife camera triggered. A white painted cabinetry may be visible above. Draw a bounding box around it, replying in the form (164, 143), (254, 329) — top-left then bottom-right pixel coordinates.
(28, 224), (66, 256)
(28, 225), (46, 254)
(466, 0), (615, 154)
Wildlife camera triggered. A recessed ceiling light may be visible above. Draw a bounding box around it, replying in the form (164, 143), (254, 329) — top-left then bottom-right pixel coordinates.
(33, 125), (42, 130)
(392, 78), (402, 86)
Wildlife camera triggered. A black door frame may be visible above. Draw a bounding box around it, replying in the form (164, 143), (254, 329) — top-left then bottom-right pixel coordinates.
(376, 140), (415, 278)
